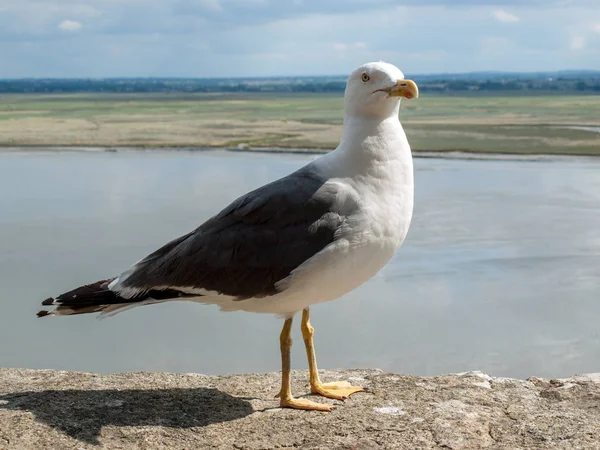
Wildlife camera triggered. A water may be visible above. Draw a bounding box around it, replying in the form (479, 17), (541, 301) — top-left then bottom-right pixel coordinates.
(1, 149), (600, 379)
(565, 126), (600, 134)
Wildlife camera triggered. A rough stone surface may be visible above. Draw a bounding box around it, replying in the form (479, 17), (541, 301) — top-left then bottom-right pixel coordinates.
(1, 368), (599, 449)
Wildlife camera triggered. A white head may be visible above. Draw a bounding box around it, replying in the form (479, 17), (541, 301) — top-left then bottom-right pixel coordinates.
(344, 61), (419, 120)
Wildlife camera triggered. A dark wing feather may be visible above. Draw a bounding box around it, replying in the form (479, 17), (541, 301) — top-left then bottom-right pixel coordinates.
(37, 279), (196, 317)
(118, 167), (345, 298)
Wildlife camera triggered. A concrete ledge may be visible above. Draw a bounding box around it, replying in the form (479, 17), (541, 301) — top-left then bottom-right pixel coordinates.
(1, 368), (599, 449)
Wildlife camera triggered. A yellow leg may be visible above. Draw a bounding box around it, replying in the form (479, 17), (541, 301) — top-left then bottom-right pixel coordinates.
(301, 307), (365, 401)
(276, 316), (334, 412)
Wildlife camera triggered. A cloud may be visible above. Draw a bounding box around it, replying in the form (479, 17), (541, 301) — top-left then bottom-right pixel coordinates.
(1, 1), (600, 77)
(58, 20), (82, 31)
(492, 9), (520, 23)
(570, 35), (585, 49)
(594, 23), (600, 33)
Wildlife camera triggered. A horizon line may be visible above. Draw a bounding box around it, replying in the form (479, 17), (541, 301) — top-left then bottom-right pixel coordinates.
(2, 68), (600, 81)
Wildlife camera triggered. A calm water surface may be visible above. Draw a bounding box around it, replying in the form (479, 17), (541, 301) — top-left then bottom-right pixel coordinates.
(1, 149), (599, 379)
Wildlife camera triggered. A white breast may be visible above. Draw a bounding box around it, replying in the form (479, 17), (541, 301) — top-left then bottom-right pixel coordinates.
(220, 128), (415, 316)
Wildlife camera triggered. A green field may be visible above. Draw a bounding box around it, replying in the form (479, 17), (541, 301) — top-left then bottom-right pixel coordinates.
(1, 92), (599, 155)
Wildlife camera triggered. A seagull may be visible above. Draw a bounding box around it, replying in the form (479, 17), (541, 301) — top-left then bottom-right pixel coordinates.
(37, 61), (418, 412)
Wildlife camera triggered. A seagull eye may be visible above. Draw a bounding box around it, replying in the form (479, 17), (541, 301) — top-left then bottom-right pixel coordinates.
(361, 73), (370, 82)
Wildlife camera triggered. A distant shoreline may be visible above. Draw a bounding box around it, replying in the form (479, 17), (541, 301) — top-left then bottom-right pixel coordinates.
(2, 144), (599, 162)
(2, 92), (599, 157)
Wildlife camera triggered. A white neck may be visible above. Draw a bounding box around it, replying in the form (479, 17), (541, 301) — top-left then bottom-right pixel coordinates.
(310, 107), (414, 248)
(332, 112), (412, 172)
(318, 110), (415, 247)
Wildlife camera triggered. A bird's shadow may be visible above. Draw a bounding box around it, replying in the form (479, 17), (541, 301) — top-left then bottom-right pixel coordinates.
(0, 387), (254, 445)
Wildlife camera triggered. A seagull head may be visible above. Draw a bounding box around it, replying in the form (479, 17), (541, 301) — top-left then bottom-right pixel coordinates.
(344, 61), (419, 119)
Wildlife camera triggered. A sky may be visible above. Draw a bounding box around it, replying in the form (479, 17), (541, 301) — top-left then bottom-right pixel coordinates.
(1, 0), (600, 78)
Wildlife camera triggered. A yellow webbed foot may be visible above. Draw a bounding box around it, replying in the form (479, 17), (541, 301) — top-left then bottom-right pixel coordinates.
(311, 381), (365, 401)
(279, 396), (335, 412)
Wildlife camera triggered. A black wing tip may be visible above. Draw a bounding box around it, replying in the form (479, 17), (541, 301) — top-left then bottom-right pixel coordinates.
(42, 297), (56, 306)
(37, 310), (51, 318)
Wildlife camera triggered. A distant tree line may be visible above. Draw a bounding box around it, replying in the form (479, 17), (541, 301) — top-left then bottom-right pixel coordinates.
(1, 72), (599, 94)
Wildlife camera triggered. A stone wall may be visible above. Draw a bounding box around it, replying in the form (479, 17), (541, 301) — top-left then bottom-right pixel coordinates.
(1, 368), (599, 449)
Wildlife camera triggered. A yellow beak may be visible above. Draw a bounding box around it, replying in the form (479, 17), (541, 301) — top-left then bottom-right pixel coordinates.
(388, 79), (419, 99)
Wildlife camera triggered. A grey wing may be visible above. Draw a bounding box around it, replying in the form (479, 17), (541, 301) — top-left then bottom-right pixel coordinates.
(112, 167), (346, 299)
